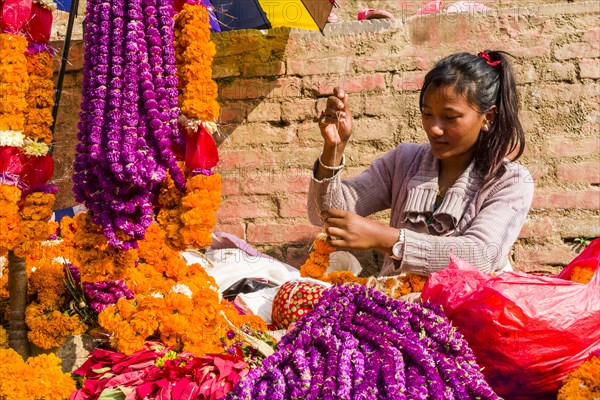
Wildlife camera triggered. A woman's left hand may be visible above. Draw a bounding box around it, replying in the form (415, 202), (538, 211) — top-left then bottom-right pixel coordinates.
(321, 208), (398, 252)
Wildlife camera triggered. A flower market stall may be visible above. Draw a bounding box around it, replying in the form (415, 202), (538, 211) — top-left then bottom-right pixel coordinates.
(1, 0), (599, 399)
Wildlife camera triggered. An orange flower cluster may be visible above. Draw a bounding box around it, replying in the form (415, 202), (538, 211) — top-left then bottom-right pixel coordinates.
(174, 3), (220, 122)
(25, 303), (87, 349)
(570, 265), (594, 284)
(72, 212), (138, 282)
(300, 233), (336, 279)
(558, 354), (600, 399)
(180, 173), (222, 249)
(157, 173), (222, 250)
(24, 257), (87, 349)
(0, 184), (22, 251)
(99, 223), (266, 355)
(156, 174), (186, 249)
(0, 349), (76, 399)
(23, 50), (54, 147)
(300, 234), (427, 297)
(13, 192), (57, 257)
(0, 33), (29, 134)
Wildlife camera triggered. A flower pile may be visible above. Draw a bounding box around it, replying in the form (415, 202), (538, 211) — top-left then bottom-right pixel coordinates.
(300, 234), (427, 298)
(71, 342), (249, 400)
(73, 0), (184, 249)
(226, 284), (499, 399)
(23, 49), (54, 148)
(13, 191), (58, 257)
(558, 351), (600, 399)
(97, 223), (266, 355)
(0, 33), (29, 141)
(0, 349), (75, 399)
(0, 184), (22, 252)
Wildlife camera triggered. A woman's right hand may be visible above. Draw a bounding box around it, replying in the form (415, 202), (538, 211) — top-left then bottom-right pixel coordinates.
(318, 87), (352, 148)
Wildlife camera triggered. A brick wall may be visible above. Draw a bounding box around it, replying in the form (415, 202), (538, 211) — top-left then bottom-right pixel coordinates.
(51, 2), (599, 274)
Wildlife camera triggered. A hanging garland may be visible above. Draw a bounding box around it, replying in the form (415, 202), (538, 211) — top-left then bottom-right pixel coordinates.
(73, 0), (184, 250)
(156, 2), (222, 251)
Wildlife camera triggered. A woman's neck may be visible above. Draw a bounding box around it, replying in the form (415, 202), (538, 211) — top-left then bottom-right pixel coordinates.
(438, 155), (473, 194)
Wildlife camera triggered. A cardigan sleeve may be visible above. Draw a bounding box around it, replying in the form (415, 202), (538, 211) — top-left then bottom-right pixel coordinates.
(307, 145), (412, 226)
(398, 163), (535, 274)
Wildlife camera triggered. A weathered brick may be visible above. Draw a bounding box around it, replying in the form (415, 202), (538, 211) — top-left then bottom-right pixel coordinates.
(518, 217), (553, 238)
(392, 71), (426, 92)
(545, 136), (600, 158)
(539, 62), (576, 82)
(219, 150), (276, 170)
(582, 28), (600, 50)
(305, 74), (386, 96)
(514, 63), (537, 84)
(514, 243), (576, 266)
(219, 102), (247, 124)
(246, 102), (282, 122)
(287, 57), (350, 76)
(351, 118), (398, 142)
(278, 193), (309, 218)
(272, 148), (321, 169)
(239, 169), (311, 195)
(219, 77), (302, 100)
(579, 58), (600, 79)
(242, 61), (285, 78)
(219, 174), (240, 196)
(281, 99), (318, 122)
(555, 42), (600, 60)
(247, 223), (322, 244)
(531, 190), (600, 210)
(213, 222), (245, 239)
(297, 122), (323, 146)
(363, 93), (418, 117)
(556, 215), (600, 239)
(225, 123), (294, 147)
(217, 195), (277, 220)
(212, 62), (241, 79)
(556, 162), (600, 184)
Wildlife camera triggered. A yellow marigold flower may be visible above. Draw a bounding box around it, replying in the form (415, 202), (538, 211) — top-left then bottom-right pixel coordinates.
(0, 326), (8, 348)
(558, 355), (600, 399)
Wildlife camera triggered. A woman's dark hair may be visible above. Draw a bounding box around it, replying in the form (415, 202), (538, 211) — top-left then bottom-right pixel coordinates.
(419, 51), (525, 182)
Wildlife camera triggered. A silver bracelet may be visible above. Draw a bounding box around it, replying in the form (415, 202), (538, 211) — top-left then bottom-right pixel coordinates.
(318, 153), (345, 171)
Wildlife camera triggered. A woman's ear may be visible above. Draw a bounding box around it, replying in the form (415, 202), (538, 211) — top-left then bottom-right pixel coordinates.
(484, 105), (498, 126)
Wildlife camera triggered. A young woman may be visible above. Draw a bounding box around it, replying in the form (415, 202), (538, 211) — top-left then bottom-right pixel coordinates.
(308, 51), (534, 276)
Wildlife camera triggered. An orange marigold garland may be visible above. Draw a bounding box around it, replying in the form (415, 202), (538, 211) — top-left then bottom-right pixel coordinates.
(179, 172), (222, 248)
(557, 353), (600, 399)
(13, 191), (57, 257)
(174, 3), (219, 122)
(23, 50), (54, 146)
(300, 233), (427, 298)
(0, 349), (76, 399)
(0, 184), (22, 251)
(0, 33), (29, 136)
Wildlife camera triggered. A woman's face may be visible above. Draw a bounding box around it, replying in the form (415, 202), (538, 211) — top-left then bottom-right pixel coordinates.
(421, 85), (490, 167)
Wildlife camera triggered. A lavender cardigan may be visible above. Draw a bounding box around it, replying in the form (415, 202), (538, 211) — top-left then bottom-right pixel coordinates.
(307, 143), (534, 276)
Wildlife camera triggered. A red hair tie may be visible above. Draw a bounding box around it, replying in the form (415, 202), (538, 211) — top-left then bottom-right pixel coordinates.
(478, 51), (501, 67)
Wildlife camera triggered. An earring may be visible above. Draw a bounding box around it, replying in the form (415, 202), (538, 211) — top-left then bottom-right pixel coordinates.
(482, 123), (489, 132)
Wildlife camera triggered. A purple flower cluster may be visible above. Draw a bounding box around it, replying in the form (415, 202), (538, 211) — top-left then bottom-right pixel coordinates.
(73, 0), (184, 250)
(225, 284), (499, 400)
(83, 279), (135, 313)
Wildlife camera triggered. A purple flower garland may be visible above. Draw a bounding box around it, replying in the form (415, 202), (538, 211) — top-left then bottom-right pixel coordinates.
(73, 0), (184, 249)
(225, 284), (500, 400)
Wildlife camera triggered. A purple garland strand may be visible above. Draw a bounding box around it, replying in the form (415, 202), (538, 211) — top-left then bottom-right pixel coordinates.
(73, 0), (184, 249)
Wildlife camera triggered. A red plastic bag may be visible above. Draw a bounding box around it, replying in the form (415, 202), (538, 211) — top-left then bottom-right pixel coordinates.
(421, 240), (600, 400)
